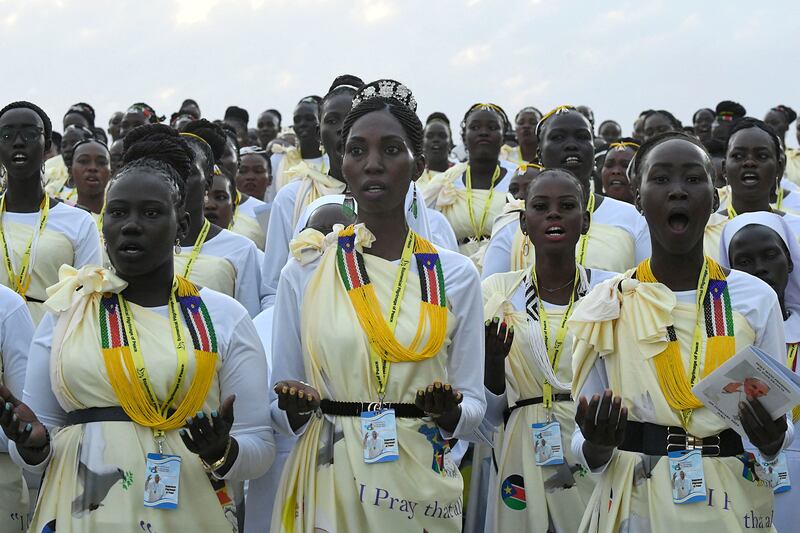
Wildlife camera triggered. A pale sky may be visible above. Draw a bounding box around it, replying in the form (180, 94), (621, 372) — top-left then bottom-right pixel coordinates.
(2, 0), (797, 145)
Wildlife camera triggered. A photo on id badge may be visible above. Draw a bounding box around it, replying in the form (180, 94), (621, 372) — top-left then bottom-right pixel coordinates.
(361, 409), (400, 464)
(668, 449), (706, 504)
(532, 421), (564, 466)
(144, 453), (181, 509)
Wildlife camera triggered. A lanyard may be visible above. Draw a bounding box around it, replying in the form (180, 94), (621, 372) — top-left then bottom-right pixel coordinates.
(182, 219), (210, 279)
(576, 193), (596, 266)
(368, 230), (415, 400)
(727, 203), (737, 220)
(465, 165), (501, 239)
(777, 187), (784, 210)
(118, 278), (189, 440)
(680, 259), (712, 427)
(0, 194), (50, 298)
(788, 343), (798, 372)
(530, 266), (579, 409)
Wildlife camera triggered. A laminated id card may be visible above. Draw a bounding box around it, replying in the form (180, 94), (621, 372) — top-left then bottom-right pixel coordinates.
(144, 453), (181, 509)
(668, 449), (706, 504)
(532, 421), (565, 466)
(757, 452), (792, 494)
(361, 409), (400, 464)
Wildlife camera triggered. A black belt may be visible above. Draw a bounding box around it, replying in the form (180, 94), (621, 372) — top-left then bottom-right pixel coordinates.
(66, 407), (132, 426)
(503, 393), (573, 425)
(460, 235), (490, 245)
(319, 399), (426, 418)
(620, 421), (744, 457)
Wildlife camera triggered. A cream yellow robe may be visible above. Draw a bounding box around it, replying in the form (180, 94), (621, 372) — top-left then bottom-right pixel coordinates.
(230, 212), (266, 251)
(569, 271), (785, 532)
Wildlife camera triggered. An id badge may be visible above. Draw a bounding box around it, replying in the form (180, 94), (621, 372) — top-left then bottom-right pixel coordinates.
(361, 409), (400, 464)
(758, 452), (792, 494)
(668, 449), (706, 504)
(531, 421), (564, 466)
(144, 453), (181, 509)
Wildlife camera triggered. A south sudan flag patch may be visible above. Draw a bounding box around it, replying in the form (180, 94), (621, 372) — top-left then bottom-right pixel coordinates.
(501, 474), (526, 510)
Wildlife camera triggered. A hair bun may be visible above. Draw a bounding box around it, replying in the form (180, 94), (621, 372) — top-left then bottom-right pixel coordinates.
(329, 74), (364, 93)
(426, 112), (450, 126)
(122, 124), (194, 181)
(183, 119), (227, 162)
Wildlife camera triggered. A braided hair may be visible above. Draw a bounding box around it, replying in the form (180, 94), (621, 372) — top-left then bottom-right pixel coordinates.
(628, 131), (712, 190)
(461, 103), (510, 142)
(113, 124), (194, 209)
(184, 119), (226, 162)
(342, 97), (424, 158)
(0, 101), (53, 150)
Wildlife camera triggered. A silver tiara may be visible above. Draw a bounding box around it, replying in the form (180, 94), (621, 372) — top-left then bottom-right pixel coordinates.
(352, 79), (417, 113)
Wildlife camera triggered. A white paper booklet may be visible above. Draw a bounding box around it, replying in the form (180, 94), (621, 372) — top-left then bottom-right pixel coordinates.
(692, 345), (800, 437)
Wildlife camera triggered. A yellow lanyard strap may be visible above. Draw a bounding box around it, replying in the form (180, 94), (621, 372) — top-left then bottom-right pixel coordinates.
(182, 218), (210, 279)
(0, 194), (50, 298)
(119, 278), (190, 421)
(789, 343), (798, 372)
(680, 259), (712, 427)
(369, 230), (415, 399)
(531, 267), (579, 409)
(465, 165), (501, 239)
(576, 193), (596, 266)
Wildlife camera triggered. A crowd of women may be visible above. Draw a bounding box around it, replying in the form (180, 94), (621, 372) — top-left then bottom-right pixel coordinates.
(0, 76), (798, 532)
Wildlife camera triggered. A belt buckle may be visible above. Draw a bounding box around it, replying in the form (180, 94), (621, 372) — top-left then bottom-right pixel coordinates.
(666, 427), (720, 456)
(702, 434), (721, 457)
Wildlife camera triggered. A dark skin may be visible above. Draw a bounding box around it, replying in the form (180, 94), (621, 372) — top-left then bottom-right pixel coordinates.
(276, 109), (463, 433)
(598, 121), (622, 144)
(179, 103), (201, 120)
(236, 153), (270, 200)
(220, 136), (240, 183)
(71, 141), (110, 214)
(181, 146), (223, 246)
(304, 203), (357, 235)
(256, 111), (280, 148)
(485, 173), (590, 394)
(119, 110), (148, 140)
(61, 126), (92, 168)
(579, 139), (787, 465)
(508, 167), (541, 200)
(109, 139), (124, 177)
(107, 111), (123, 141)
(204, 173), (235, 228)
(764, 110), (789, 144)
(601, 147), (635, 204)
(464, 108), (507, 188)
(63, 111), (90, 130)
(0, 108), (49, 212)
(515, 110), (540, 163)
(693, 109), (715, 144)
(729, 225), (793, 320)
(720, 127), (787, 216)
(642, 112), (676, 141)
(423, 121), (451, 173)
(293, 102), (322, 159)
(539, 110), (601, 209)
(320, 92), (354, 182)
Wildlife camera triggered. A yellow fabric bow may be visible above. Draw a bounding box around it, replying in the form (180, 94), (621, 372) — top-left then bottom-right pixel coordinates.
(45, 265), (127, 313)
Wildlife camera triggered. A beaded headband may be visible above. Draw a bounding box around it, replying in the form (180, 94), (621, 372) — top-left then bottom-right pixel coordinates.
(535, 105), (577, 136)
(352, 79), (418, 113)
(608, 141), (640, 152)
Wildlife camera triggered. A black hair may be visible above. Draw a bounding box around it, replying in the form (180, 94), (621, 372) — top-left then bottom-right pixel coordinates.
(220, 123), (241, 152)
(181, 99), (199, 109)
(239, 147), (273, 174)
(323, 75), (365, 107)
(64, 103), (96, 128)
(0, 101), (53, 150)
(184, 119), (227, 163)
(706, 137), (726, 158)
(342, 96), (423, 158)
(642, 110), (682, 131)
(51, 131), (62, 152)
(769, 105), (798, 125)
(224, 106), (249, 125)
(715, 100), (746, 121)
(295, 96), (322, 118)
(536, 107), (593, 142)
(67, 138), (110, 170)
(127, 102), (163, 124)
(461, 103), (510, 142)
(426, 112), (450, 126)
(526, 167), (586, 209)
(262, 109), (282, 126)
(728, 117), (784, 161)
(628, 131), (712, 190)
(598, 119), (621, 130)
(92, 127), (108, 145)
(115, 124), (194, 208)
(514, 106), (542, 123)
(692, 108), (714, 123)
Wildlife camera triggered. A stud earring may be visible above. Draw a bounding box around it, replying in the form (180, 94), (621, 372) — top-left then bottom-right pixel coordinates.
(174, 239), (182, 255)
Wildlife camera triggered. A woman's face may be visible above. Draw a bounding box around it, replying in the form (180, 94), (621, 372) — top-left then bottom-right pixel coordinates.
(72, 142), (110, 199)
(204, 174), (234, 228)
(693, 109), (715, 142)
(0, 108), (46, 178)
(725, 127), (782, 204)
(293, 102), (320, 145)
(729, 224), (791, 305)
(764, 109), (788, 140)
(508, 167), (540, 200)
(109, 139), (125, 177)
(598, 121), (622, 144)
(642, 112), (676, 141)
(342, 109), (423, 216)
(63, 112), (90, 130)
(320, 93), (354, 160)
(464, 108), (503, 161)
(515, 111), (539, 145)
(236, 153), (270, 200)
(520, 172), (587, 254)
(184, 144), (210, 212)
(220, 137), (240, 180)
(257, 112), (280, 147)
(601, 147), (635, 203)
(62, 126), (92, 167)
(119, 110), (147, 139)
(638, 139), (714, 255)
(423, 121), (451, 164)
(103, 170), (185, 277)
(539, 111), (594, 185)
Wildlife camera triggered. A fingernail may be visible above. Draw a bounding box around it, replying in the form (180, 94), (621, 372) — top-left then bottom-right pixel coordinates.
(4, 402), (10, 411)
(739, 402), (747, 409)
(493, 317), (499, 323)
(434, 382), (442, 389)
(485, 319), (491, 326)
(179, 429), (188, 437)
(211, 410), (218, 417)
(185, 417), (193, 425)
(509, 325), (514, 333)
(25, 423), (32, 432)
(196, 411), (204, 419)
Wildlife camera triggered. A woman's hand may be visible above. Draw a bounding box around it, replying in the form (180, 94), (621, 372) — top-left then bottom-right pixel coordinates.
(415, 381), (463, 433)
(181, 394), (238, 476)
(575, 389), (627, 469)
(739, 398), (787, 458)
(0, 386), (49, 465)
(274, 380), (321, 432)
(484, 317), (514, 395)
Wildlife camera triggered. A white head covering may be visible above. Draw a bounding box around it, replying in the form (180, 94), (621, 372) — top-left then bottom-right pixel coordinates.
(719, 211), (800, 342)
(291, 182), (434, 241)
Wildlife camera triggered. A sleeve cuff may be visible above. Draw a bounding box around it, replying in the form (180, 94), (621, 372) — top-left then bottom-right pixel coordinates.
(9, 440), (53, 475)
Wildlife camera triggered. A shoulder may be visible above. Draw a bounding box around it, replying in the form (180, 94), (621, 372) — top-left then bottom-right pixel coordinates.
(726, 269), (781, 314)
(215, 228), (259, 252)
(50, 201), (95, 224)
(438, 162), (468, 183)
(198, 287), (251, 337)
(273, 179), (302, 205)
(595, 196), (643, 230)
(588, 268), (619, 288)
(482, 269), (525, 294)
(0, 285), (27, 322)
(438, 247), (479, 284)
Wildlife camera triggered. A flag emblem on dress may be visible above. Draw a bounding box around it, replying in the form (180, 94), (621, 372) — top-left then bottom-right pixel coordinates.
(704, 279), (734, 338)
(501, 474), (526, 510)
